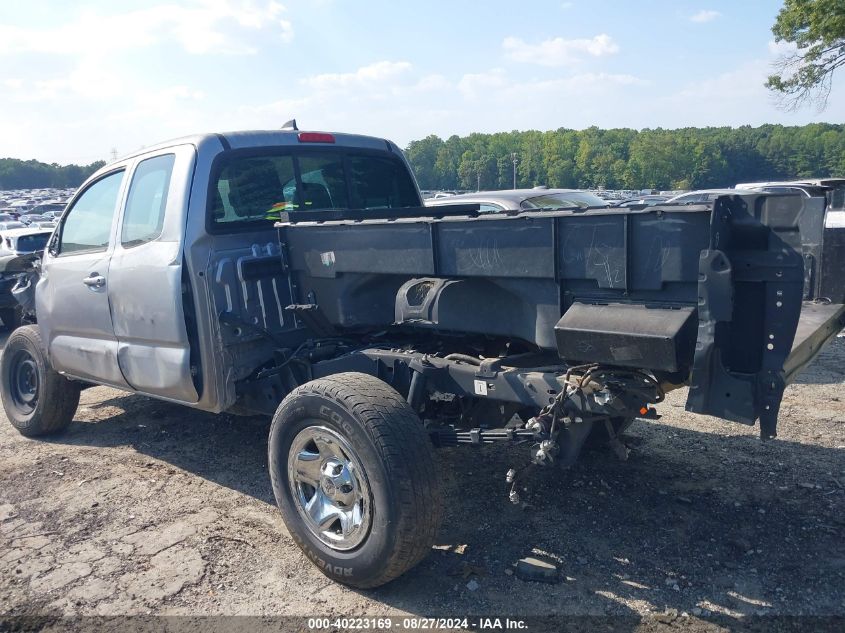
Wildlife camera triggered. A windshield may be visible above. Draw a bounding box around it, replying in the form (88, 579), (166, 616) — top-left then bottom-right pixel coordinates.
(210, 149), (420, 230)
(15, 233), (50, 253)
(520, 192), (609, 210)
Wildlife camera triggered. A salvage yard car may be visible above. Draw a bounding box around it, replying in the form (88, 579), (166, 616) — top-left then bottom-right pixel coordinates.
(0, 227), (53, 257)
(0, 228), (54, 328)
(2, 128), (845, 589)
(424, 187), (609, 213)
(664, 188), (753, 205)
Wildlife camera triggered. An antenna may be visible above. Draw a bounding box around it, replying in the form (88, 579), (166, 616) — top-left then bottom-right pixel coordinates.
(281, 119), (298, 131)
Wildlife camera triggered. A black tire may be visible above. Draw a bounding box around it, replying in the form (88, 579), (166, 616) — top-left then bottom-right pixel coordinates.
(268, 372), (442, 588)
(1, 325), (80, 437)
(0, 306), (22, 331)
(584, 416), (635, 448)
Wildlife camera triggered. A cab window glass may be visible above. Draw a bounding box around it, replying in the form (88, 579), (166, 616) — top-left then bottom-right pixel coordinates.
(297, 155), (349, 211)
(59, 170), (124, 254)
(212, 156), (296, 225)
(122, 154), (175, 247)
(348, 155), (418, 210)
(209, 150), (422, 230)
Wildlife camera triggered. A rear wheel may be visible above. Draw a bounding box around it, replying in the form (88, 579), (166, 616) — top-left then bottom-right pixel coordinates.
(268, 372), (442, 588)
(1, 325), (80, 437)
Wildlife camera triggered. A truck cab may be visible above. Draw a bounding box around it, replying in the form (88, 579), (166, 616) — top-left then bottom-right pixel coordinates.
(36, 130), (418, 409)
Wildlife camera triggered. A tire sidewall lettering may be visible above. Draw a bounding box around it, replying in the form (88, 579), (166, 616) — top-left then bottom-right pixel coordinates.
(270, 387), (394, 583)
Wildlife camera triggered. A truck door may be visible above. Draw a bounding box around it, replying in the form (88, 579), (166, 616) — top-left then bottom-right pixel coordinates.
(38, 168), (131, 388)
(107, 145), (199, 403)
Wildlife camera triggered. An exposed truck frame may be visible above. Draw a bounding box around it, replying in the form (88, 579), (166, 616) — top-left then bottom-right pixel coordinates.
(2, 130), (844, 588)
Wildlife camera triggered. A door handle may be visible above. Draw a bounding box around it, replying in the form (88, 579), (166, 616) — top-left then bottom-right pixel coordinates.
(83, 274), (106, 288)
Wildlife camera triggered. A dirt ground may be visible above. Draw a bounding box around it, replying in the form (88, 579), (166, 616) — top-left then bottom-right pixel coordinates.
(1, 333), (844, 627)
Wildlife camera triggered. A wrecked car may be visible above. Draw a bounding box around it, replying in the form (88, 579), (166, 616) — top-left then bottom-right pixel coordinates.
(0, 227), (52, 329)
(2, 128), (844, 588)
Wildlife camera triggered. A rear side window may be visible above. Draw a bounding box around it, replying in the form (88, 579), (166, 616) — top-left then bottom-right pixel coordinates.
(59, 170), (124, 255)
(209, 149), (420, 230)
(122, 154), (175, 247)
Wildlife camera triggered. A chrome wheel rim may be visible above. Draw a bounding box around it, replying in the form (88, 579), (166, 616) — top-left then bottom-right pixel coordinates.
(287, 425), (372, 551)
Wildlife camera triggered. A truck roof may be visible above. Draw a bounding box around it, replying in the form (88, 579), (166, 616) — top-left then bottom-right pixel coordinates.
(108, 129), (398, 165)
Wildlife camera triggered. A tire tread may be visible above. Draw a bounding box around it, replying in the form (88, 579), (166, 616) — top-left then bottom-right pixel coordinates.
(1, 325), (80, 437)
(274, 372), (442, 588)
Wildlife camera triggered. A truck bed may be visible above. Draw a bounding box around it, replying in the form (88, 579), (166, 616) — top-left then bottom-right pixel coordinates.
(278, 192), (844, 434)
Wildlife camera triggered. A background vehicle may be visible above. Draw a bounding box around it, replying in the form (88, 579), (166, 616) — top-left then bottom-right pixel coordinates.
(29, 202), (67, 217)
(736, 178), (844, 206)
(2, 129), (843, 589)
(0, 227), (53, 256)
(737, 179), (845, 303)
(612, 194), (668, 207)
(665, 189), (752, 205)
(0, 229), (48, 329)
(425, 188), (609, 213)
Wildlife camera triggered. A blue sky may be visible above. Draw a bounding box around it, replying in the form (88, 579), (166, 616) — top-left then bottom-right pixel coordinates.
(1, 0), (842, 164)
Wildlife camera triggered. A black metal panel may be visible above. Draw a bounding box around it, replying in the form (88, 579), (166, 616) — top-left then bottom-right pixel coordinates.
(394, 277), (561, 349)
(554, 303), (696, 372)
(558, 216), (627, 290)
(437, 217), (555, 278)
(794, 196), (825, 299)
(285, 223), (435, 278)
(629, 213), (710, 291)
(278, 203), (480, 223)
(685, 195), (806, 436)
(819, 227), (845, 303)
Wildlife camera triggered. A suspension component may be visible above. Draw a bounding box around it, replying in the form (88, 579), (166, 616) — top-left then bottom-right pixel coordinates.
(428, 427), (538, 447)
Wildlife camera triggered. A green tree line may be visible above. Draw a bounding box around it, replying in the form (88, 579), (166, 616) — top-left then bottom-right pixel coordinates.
(404, 123), (845, 191)
(0, 158), (106, 191)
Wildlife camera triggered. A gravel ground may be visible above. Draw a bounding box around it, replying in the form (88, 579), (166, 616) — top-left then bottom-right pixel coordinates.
(0, 334), (843, 628)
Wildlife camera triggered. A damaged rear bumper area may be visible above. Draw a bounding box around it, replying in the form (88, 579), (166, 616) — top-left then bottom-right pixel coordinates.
(684, 196), (845, 437)
(552, 195), (845, 438)
(276, 192), (844, 439)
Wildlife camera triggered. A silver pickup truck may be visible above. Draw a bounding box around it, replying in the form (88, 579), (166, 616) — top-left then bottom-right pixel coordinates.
(3, 128), (844, 588)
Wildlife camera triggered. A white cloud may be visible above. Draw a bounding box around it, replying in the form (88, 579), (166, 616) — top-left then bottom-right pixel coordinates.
(457, 69), (508, 98)
(302, 61), (413, 90)
(560, 2), (575, 8)
(411, 74), (451, 92)
(502, 34), (619, 67)
(768, 39), (798, 56)
(0, 1), (293, 57)
(690, 10), (721, 23)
